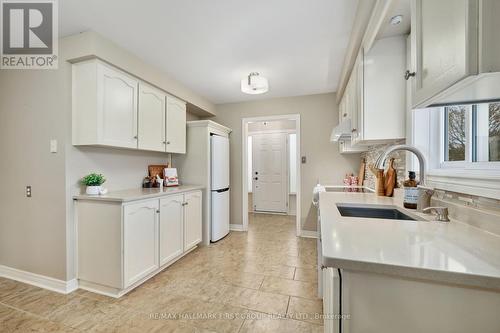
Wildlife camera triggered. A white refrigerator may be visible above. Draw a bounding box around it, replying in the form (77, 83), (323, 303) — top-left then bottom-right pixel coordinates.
(211, 135), (230, 242)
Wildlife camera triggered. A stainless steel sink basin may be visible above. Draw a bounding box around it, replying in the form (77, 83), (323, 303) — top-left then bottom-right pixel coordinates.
(336, 204), (422, 221)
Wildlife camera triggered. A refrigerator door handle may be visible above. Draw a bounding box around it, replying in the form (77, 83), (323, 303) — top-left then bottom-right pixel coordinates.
(215, 187), (230, 193)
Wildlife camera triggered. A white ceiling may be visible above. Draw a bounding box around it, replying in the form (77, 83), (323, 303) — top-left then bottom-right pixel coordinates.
(60, 0), (359, 104)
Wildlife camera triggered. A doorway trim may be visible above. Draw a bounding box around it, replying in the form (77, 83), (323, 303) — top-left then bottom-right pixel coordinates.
(241, 114), (301, 237)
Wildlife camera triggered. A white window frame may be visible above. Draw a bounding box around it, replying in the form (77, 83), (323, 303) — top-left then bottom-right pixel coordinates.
(420, 105), (500, 200)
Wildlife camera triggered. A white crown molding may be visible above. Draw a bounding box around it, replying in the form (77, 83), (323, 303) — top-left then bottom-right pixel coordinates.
(0, 265), (78, 294)
(186, 120), (232, 134)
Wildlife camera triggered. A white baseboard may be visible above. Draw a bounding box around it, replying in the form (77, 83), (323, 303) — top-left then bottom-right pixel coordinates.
(300, 230), (318, 238)
(230, 224), (245, 231)
(0, 265), (78, 294)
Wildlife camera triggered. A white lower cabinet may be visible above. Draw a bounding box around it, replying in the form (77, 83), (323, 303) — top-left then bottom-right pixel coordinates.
(184, 191), (202, 251)
(159, 195), (184, 266)
(323, 269), (500, 333)
(76, 189), (202, 297)
(123, 200), (159, 288)
(323, 268), (341, 333)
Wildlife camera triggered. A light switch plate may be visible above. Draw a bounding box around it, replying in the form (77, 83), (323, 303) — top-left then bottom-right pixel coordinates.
(301, 156), (307, 164)
(26, 186), (32, 197)
(50, 139), (57, 153)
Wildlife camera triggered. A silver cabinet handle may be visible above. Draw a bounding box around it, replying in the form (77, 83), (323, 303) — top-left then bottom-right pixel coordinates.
(166, 141), (171, 145)
(156, 210), (160, 213)
(404, 70), (416, 80)
(133, 136), (138, 139)
(162, 141), (166, 144)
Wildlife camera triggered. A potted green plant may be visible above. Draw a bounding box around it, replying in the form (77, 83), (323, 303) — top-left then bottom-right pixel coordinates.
(81, 173), (106, 195)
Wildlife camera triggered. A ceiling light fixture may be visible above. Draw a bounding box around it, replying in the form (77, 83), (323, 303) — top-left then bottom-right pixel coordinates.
(390, 15), (403, 26)
(241, 72), (269, 95)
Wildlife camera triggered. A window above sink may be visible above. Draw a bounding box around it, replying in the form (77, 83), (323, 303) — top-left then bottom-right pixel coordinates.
(410, 102), (500, 200)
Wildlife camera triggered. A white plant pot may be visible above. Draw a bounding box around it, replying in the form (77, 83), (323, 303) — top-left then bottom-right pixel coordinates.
(86, 185), (102, 195)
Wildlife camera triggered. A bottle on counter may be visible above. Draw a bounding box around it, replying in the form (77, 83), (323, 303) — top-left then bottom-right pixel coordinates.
(403, 171), (418, 209)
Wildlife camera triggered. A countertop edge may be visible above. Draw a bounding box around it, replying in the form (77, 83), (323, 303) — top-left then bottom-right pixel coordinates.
(322, 256), (500, 292)
(73, 185), (205, 203)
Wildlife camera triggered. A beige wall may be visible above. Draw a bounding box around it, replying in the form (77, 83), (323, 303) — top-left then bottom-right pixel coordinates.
(0, 63), (68, 280)
(213, 93), (361, 231)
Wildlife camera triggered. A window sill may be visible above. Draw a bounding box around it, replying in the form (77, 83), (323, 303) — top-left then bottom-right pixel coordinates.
(427, 169), (500, 199)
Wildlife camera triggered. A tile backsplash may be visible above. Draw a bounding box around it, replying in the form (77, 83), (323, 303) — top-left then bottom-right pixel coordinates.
(361, 140), (406, 190)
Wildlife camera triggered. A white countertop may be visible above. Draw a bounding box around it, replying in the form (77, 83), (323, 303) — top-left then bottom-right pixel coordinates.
(319, 192), (500, 291)
(73, 184), (204, 202)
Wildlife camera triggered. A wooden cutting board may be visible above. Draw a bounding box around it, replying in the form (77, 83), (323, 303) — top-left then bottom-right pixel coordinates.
(384, 158), (397, 197)
(358, 158), (366, 186)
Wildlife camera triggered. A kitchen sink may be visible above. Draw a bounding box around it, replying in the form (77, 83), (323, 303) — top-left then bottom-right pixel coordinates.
(336, 204), (421, 221)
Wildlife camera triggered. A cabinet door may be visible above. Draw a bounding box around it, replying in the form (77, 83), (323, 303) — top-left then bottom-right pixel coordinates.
(138, 83), (166, 152)
(183, 191), (202, 251)
(166, 96), (187, 154)
(323, 268), (341, 333)
(97, 63), (139, 148)
(123, 200), (159, 288)
(352, 50), (364, 144)
(412, 0), (478, 106)
(159, 195), (184, 266)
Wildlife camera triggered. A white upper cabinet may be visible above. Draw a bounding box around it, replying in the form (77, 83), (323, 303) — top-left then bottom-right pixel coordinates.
(138, 83), (166, 152)
(351, 36), (406, 145)
(166, 96), (187, 154)
(411, 0), (478, 107)
(411, 0), (500, 107)
(73, 60), (139, 148)
(73, 59), (188, 154)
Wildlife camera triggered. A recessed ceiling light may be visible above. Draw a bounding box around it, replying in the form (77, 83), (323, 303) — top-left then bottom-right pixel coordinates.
(390, 15), (403, 26)
(241, 72), (269, 95)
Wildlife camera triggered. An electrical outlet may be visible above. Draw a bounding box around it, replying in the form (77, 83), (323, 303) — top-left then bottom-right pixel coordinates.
(26, 186), (32, 197)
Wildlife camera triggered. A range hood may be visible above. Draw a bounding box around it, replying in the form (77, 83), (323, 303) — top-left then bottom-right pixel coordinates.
(330, 118), (352, 142)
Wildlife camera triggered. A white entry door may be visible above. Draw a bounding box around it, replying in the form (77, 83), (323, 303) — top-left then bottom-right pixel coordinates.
(252, 133), (288, 213)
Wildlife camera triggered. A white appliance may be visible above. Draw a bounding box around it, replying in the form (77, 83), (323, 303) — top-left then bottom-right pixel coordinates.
(210, 135), (230, 242)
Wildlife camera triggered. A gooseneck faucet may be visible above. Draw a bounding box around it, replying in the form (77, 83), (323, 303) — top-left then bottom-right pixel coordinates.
(375, 144), (426, 186)
(375, 145), (435, 211)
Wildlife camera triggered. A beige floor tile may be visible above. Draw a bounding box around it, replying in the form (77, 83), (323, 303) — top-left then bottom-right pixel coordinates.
(0, 278), (39, 303)
(95, 310), (215, 333)
(2, 287), (79, 317)
(240, 262), (295, 279)
(260, 276), (318, 299)
(294, 268), (317, 283)
(218, 285), (289, 315)
(287, 296), (323, 325)
(47, 295), (124, 332)
(0, 303), (78, 333)
(165, 300), (248, 333)
(217, 271), (265, 290)
(239, 312), (323, 333)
